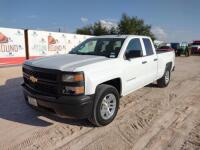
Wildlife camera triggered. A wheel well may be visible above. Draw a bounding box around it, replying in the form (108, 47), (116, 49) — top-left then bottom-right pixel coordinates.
(166, 62), (172, 71)
(100, 78), (122, 96)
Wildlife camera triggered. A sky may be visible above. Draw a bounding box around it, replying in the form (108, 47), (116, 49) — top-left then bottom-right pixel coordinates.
(0, 0), (199, 42)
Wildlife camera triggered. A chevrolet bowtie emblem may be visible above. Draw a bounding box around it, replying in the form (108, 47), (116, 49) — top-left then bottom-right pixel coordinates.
(30, 76), (38, 83)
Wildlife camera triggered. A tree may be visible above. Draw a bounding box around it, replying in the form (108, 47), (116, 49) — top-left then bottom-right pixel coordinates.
(118, 14), (155, 40)
(76, 26), (93, 35)
(110, 27), (119, 35)
(76, 22), (110, 35)
(93, 22), (110, 35)
(76, 14), (155, 40)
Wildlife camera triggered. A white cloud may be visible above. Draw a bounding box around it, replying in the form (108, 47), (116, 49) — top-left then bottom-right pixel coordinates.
(81, 17), (88, 24)
(99, 19), (118, 30)
(151, 26), (167, 41)
(152, 27), (199, 43)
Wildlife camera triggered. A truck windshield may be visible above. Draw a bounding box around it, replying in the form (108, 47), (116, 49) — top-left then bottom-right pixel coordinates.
(69, 38), (125, 58)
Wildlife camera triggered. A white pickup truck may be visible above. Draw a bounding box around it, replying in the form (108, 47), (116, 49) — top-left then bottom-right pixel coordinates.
(22, 35), (175, 126)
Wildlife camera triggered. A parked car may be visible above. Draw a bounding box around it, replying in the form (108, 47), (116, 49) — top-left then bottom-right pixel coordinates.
(157, 46), (175, 51)
(22, 35), (175, 126)
(191, 41), (200, 54)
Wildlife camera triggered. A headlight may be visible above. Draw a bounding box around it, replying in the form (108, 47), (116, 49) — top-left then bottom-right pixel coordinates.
(62, 72), (85, 95)
(62, 73), (84, 82)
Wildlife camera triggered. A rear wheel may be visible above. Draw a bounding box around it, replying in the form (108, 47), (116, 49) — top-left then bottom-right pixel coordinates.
(157, 68), (171, 87)
(89, 84), (119, 126)
(185, 49), (189, 57)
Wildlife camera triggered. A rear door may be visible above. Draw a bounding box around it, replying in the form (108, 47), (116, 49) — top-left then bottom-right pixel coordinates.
(142, 38), (158, 84)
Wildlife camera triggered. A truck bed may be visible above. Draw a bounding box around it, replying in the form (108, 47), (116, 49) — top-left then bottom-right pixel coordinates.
(156, 50), (174, 54)
(156, 50), (175, 80)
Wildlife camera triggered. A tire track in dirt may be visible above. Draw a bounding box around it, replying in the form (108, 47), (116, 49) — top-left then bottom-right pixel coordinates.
(132, 106), (196, 150)
(131, 77), (200, 150)
(3, 124), (80, 150)
(132, 79), (200, 150)
(57, 71), (200, 150)
(2, 121), (94, 150)
(142, 105), (200, 150)
(118, 78), (198, 149)
(180, 121), (200, 150)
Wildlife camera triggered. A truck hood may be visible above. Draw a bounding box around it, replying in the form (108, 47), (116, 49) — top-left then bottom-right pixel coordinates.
(24, 54), (109, 71)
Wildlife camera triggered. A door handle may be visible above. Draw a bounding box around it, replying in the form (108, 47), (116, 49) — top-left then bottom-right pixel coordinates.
(142, 61), (147, 64)
(154, 58), (158, 61)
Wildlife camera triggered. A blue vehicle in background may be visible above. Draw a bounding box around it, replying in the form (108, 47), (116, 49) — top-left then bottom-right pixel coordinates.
(171, 43), (180, 56)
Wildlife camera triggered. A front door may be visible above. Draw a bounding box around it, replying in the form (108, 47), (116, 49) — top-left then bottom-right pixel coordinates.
(123, 38), (147, 94)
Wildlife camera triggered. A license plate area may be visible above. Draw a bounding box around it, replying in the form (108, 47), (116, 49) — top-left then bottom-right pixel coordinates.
(28, 96), (38, 107)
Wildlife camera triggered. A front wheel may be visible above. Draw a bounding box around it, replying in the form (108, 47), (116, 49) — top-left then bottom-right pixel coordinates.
(157, 68), (171, 87)
(185, 50), (189, 57)
(89, 84), (119, 126)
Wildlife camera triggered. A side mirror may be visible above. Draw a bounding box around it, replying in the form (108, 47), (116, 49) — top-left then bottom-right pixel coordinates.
(125, 50), (142, 59)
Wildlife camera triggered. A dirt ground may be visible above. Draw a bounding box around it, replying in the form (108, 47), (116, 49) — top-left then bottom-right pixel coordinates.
(0, 56), (200, 150)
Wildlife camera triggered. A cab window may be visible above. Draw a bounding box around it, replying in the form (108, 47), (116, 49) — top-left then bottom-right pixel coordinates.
(126, 38), (143, 56)
(143, 38), (154, 56)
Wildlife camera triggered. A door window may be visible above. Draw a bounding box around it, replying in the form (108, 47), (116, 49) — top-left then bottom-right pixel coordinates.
(126, 38), (143, 55)
(143, 38), (154, 56)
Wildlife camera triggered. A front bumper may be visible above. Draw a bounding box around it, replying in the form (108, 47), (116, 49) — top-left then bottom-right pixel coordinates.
(22, 83), (94, 119)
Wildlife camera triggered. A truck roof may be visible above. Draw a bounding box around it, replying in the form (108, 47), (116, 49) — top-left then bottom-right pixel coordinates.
(91, 35), (151, 39)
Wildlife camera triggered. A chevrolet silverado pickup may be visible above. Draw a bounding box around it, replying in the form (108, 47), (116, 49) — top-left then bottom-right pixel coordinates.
(22, 35), (175, 126)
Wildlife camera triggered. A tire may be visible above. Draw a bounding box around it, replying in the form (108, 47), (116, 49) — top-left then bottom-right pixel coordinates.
(177, 52), (181, 56)
(157, 67), (171, 88)
(185, 49), (189, 57)
(188, 49), (191, 56)
(89, 84), (120, 126)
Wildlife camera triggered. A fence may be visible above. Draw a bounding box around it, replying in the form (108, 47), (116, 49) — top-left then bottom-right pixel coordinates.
(0, 27), (92, 66)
